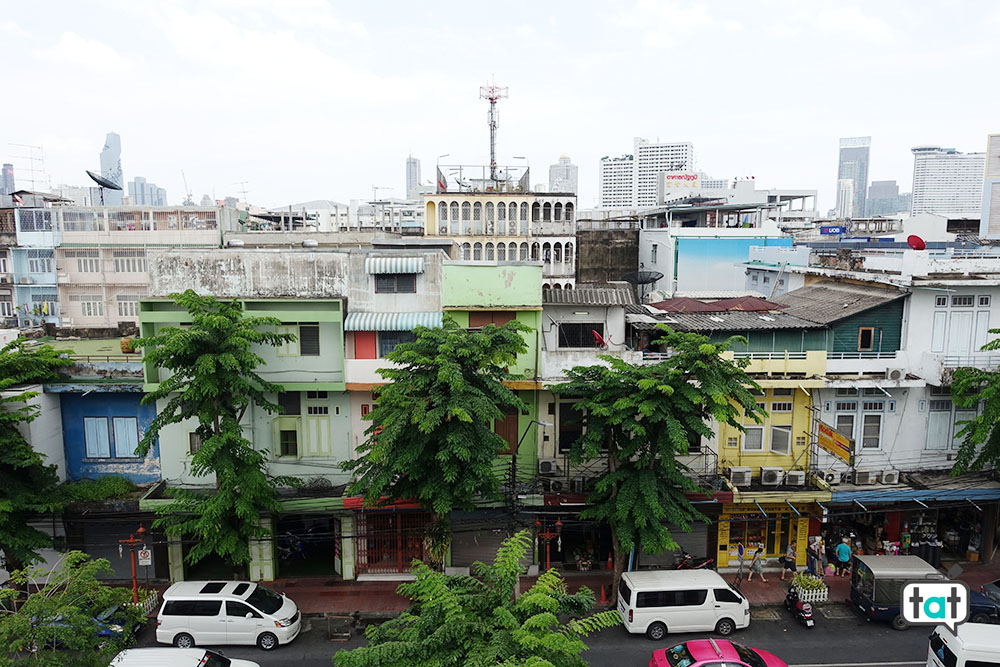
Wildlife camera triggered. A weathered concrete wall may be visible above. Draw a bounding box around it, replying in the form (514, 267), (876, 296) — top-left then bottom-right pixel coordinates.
(148, 249), (351, 298)
(442, 262), (542, 308)
(223, 230), (398, 248)
(346, 252), (444, 313)
(576, 229), (639, 284)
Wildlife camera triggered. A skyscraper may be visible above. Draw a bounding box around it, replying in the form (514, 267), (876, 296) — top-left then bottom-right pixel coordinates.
(548, 154), (578, 194)
(599, 137), (695, 207)
(910, 146), (985, 216)
(99, 132), (124, 205)
(0, 163), (13, 196)
(866, 180), (912, 216)
(836, 179), (856, 218)
(406, 155), (421, 200)
(836, 136), (871, 219)
(128, 176), (167, 205)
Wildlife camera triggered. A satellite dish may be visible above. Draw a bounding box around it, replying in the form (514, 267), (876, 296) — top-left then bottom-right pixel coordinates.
(86, 170), (123, 190)
(907, 235), (926, 251)
(622, 270), (664, 286)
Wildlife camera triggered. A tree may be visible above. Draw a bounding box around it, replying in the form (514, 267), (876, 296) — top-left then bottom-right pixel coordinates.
(951, 328), (1000, 473)
(0, 551), (144, 666)
(552, 326), (765, 604)
(0, 339), (72, 574)
(135, 290), (298, 573)
(343, 318), (529, 562)
(333, 530), (620, 667)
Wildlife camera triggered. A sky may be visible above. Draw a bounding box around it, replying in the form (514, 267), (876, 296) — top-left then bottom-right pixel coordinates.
(1, 0), (998, 211)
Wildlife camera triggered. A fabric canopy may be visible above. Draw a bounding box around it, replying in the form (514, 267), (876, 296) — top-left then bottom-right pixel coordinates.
(364, 256), (424, 274)
(344, 311), (442, 332)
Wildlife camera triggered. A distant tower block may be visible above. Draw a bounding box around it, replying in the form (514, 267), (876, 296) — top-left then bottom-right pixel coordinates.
(479, 82), (509, 183)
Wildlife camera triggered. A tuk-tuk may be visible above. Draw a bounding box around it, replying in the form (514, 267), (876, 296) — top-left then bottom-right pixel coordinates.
(850, 554), (945, 630)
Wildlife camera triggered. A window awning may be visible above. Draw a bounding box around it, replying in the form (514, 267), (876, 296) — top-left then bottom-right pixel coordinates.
(364, 257), (424, 274)
(344, 311), (442, 332)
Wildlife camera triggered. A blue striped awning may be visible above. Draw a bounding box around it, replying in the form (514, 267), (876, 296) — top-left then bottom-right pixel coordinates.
(364, 256), (424, 274)
(344, 311), (443, 332)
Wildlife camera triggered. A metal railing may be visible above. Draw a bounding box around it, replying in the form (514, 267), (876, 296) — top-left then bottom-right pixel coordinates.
(942, 354), (1000, 368)
(827, 351), (897, 360)
(68, 354), (141, 363)
(732, 351), (807, 360)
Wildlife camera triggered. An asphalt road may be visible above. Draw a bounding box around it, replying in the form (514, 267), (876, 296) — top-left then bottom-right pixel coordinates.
(131, 607), (933, 666)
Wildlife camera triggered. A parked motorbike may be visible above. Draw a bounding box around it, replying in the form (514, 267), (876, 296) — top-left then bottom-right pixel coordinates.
(784, 586), (815, 627)
(674, 550), (716, 570)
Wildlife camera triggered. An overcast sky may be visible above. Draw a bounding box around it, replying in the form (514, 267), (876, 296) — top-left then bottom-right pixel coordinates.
(1, 0), (997, 210)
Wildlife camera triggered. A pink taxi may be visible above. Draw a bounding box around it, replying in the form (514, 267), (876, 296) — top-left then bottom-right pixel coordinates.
(651, 638), (788, 667)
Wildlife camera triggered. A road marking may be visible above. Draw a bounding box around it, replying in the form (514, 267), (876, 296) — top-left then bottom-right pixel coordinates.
(790, 662), (924, 667)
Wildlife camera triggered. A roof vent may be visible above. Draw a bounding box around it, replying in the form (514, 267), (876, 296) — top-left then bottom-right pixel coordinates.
(302, 239), (318, 248)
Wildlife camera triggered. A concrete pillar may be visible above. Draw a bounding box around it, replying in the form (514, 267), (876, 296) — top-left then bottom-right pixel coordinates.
(250, 517), (275, 581)
(341, 515), (356, 580)
(167, 535), (185, 582)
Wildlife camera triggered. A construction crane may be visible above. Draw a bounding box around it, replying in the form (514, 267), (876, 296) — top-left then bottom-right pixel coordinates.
(232, 181), (249, 204)
(479, 82), (508, 184)
(181, 171), (194, 206)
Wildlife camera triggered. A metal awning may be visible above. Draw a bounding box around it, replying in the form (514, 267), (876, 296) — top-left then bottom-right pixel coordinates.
(344, 311), (442, 332)
(364, 256), (424, 274)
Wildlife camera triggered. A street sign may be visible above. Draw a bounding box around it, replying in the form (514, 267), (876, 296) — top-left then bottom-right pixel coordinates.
(137, 548), (152, 567)
(820, 226), (846, 235)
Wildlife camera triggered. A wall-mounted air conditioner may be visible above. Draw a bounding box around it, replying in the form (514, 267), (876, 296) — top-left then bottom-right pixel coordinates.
(538, 459), (561, 476)
(729, 466), (752, 487)
(818, 468), (842, 485)
(760, 466), (784, 486)
(886, 368), (905, 381)
(853, 469), (877, 485)
(785, 470), (806, 486)
(880, 469), (900, 485)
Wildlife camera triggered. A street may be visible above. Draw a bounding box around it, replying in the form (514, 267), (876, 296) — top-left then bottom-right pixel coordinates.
(131, 605), (933, 666)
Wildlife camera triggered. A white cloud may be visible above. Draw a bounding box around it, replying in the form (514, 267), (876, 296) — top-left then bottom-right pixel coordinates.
(0, 20), (27, 36)
(33, 32), (136, 70)
(615, 0), (716, 47)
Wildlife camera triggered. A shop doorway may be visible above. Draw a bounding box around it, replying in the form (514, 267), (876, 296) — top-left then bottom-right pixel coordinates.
(355, 512), (430, 575)
(275, 515), (339, 578)
(727, 513), (796, 560)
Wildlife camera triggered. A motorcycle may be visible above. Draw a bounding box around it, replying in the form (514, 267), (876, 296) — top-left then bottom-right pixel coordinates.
(674, 550), (716, 570)
(784, 586), (815, 627)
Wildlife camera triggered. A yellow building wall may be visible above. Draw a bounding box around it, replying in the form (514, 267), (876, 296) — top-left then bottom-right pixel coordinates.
(717, 503), (813, 567)
(717, 386), (814, 472)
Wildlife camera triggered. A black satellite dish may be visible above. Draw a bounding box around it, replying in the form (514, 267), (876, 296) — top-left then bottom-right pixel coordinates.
(623, 269), (665, 303)
(85, 170), (122, 206)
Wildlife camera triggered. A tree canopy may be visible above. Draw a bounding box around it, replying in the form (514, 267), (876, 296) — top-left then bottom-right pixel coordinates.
(552, 326), (765, 603)
(951, 328), (1000, 473)
(0, 339), (72, 572)
(333, 530), (620, 667)
(135, 290), (297, 569)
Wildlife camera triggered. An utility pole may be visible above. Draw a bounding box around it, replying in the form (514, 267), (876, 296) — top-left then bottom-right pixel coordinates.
(371, 185), (391, 230)
(479, 82), (509, 185)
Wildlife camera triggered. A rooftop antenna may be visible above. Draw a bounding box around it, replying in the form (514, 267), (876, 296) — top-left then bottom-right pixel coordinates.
(371, 185), (392, 228)
(9, 143), (46, 190)
(85, 169), (123, 205)
(233, 181), (249, 204)
(479, 80), (509, 184)
(181, 170), (194, 206)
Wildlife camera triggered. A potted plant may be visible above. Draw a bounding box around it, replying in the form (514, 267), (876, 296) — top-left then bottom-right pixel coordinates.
(790, 572), (828, 603)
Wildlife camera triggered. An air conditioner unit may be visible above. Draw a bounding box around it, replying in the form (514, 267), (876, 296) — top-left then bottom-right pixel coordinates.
(886, 368), (905, 381)
(853, 469), (877, 485)
(438, 226), (447, 234)
(785, 470), (806, 486)
(880, 469), (900, 485)
(819, 468), (842, 485)
(548, 479), (565, 493)
(538, 459), (561, 476)
(729, 466), (752, 487)
(760, 466), (784, 486)
(18, 276), (33, 284)
(0, 275), (10, 284)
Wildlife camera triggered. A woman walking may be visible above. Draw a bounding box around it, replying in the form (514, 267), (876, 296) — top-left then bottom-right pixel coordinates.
(779, 542), (797, 581)
(747, 548), (767, 582)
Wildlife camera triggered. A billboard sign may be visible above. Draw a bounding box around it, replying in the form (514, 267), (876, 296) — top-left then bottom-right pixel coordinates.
(821, 226), (846, 235)
(817, 421), (853, 464)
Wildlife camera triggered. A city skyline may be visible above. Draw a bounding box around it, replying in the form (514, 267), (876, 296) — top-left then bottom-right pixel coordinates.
(1, 1), (998, 209)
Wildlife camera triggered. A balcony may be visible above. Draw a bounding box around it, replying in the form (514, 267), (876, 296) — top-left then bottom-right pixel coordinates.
(542, 348), (642, 382)
(725, 350), (827, 377)
(825, 350), (902, 375)
(345, 358), (394, 386)
(941, 353), (1000, 369)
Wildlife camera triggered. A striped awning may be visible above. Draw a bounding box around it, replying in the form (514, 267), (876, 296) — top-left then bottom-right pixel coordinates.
(344, 311), (443, 332)
(364, 256), (424, 274)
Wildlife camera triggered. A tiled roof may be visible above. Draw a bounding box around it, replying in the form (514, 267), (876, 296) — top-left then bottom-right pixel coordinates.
(772, 281), (906, 324)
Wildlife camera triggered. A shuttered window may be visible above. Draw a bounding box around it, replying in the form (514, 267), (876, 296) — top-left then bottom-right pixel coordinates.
(84, 417), (111, 458)
(299, 323), (320, 356)
(112, 417), (140, 457)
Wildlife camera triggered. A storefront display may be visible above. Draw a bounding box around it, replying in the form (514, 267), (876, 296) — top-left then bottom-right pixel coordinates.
(717, 503), (813, 568)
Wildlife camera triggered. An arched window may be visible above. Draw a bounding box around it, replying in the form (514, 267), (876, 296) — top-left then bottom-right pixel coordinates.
(519, 242), (529, 261)
(461, 242), (471, 261)
(473, 203), (483, 234)
(553, 242), (562, 263)
(564, 283), (573, 289)
(566, 243), (574, 264)
(485, 203), (494, 234)
(531, 202), (541, 223)
(462, 202), (471, 235)
(551, 283), (562, 289)
(485, 242), (495, 260)
(520, 203), (529, 234)
(451, 201), (460, 221)
(542, 283), (551, 290)
(473, 242), (483, 260)
(554, 202), (563, 221)
(497, 202), (506, 226)
(532, 242), (540, 261)
(542, 242), (551, 262)
(542, 202), (552, 222)
(439, 201), (448, 222)
(497, 243), (506, 261)
(565, 202), (574, 222)
(508, 242), (517, 260)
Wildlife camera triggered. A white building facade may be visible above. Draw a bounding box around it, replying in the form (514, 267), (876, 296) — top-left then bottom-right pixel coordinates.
(911, 146), (986, 216)
(599, 137), (695, 208)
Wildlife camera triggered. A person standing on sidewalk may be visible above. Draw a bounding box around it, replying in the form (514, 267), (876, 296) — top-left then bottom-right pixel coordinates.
(779, 542), (797, 581)
(835, 538), (853, 577)
(747, 548), (767, 583)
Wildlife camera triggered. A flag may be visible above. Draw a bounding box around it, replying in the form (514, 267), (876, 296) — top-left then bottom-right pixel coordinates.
(42, 300), (48, 315)
(436, 167), (448, 193)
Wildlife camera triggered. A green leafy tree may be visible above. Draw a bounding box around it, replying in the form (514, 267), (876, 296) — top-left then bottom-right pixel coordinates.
(0, 339), (72, 574)
(553, 326), (765, 604)
(0, 551), (144, 666)
(343, 318), (529, 562)
(333, 530), (620, 667)
(135, 290), (298, 573)
(951, 329), (1000, 472)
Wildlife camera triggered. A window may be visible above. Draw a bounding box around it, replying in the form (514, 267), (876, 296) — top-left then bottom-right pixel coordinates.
(27, 249), (53, 273)
(751, 273), (759, 284)
(635, 590), (708, 608)
(189, 432), (203, 455)
(835, 414), (855, 440)
(278, 392), (301, 415)
(67, 249), (100, 272)
(557, 323), (604, 348)
(378, 330), (416, 357)
(726, 437), (738, 448)
(862, 388), (882, 396)
(375, 273), (417, 293)
(84, 417), (110, 458)
(651, 244), (657, 263)
(162, 600), (223, 616)
(763, 276), (770, 285)
(117, 295), (141, 318)
(557, 402), (584, 453)
(770, 401), (793, 412)
(494, 407), (519, 454)
(279, 430), (298, 457)
(836, 388), (859, 396)
(953, 410), (976, 450)
(112, 417), (140, 457)
(299, 323), (320, 356)
(926, 401), (951, 450)
(952, 295), (974, 307)
(935, 295), (948, 307)
(0, 301), (12, 317)
(862, 414), (882, 449)
(469, 311), (516, 328)
(772, 388), (794, 397)
(307, 405), (329, 415)
(770, 426), (791, 455)
(858, 327), (875, 351)
(743, 427), (763, 451)
(226, 601), (260, 618)
(69, 294), (104, 317)
(979, 295), (992, 307)
(112, 250), (147, 273)
(714, 588), (743, 604)
(306, 390), (328, 400)
(862, 401), (884, 411)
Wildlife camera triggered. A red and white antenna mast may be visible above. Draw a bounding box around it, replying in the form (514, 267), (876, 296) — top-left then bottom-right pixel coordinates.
(479, 81), (508, 183)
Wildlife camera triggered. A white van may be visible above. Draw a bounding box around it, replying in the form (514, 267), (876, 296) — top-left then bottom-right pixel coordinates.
(156, 581), (301, 651)
(617, 570), (750, 640)
(111, 647), (261, 667)
(928, 623), (1000, 667)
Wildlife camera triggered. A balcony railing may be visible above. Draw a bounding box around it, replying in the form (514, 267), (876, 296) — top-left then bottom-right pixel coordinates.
(942, 354), (1000, 369)
(733, 351), (807, 360)
(827, 351), (897, 360)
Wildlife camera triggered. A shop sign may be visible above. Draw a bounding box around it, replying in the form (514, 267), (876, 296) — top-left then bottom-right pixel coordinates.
(817, 420), (853, 464)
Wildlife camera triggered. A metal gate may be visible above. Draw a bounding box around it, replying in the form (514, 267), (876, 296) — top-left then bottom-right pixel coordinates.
(355, 512), (430, 575)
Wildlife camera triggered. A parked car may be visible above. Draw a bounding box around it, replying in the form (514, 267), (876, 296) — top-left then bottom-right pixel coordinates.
(651, 639), (788, 667)
(981, 578), (1000, 605)
(969, 590), (1000, 624)
(25, 603), (143, 651)
(112, 647), (261, 666)
(156, 581), (300, 651)
(618, 570), (750, 639)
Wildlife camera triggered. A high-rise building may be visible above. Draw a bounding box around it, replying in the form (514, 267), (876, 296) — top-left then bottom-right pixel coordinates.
(1, 163), (13, 196)
(128, 176), (167, 206)
(406, 156), (421, 200)
(836, 179), (856, 218)
(548, 154), (578, 194)
(979, 134), (1000, 239)
(836, 136), (871, 219)
(99, 132), (124, 205)
(599, 137), (694, 208)
(866, 180), (912, 216)
(911, 145), (985, 216)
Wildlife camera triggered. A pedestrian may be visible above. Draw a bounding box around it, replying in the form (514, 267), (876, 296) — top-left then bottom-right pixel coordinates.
(806, 537), (819, 576)
(835, 537), (853, 577)
(779, 542), (797, 581)
(748, 548), (767, 582)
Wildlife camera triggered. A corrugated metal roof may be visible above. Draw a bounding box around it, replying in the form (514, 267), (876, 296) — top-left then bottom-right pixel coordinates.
(364, 256), (425, 274)
(772, 281), (906, 324)
(344, 311), (442, 331)
(543, 287), (637, 306)
(627, 310), (822, 331)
